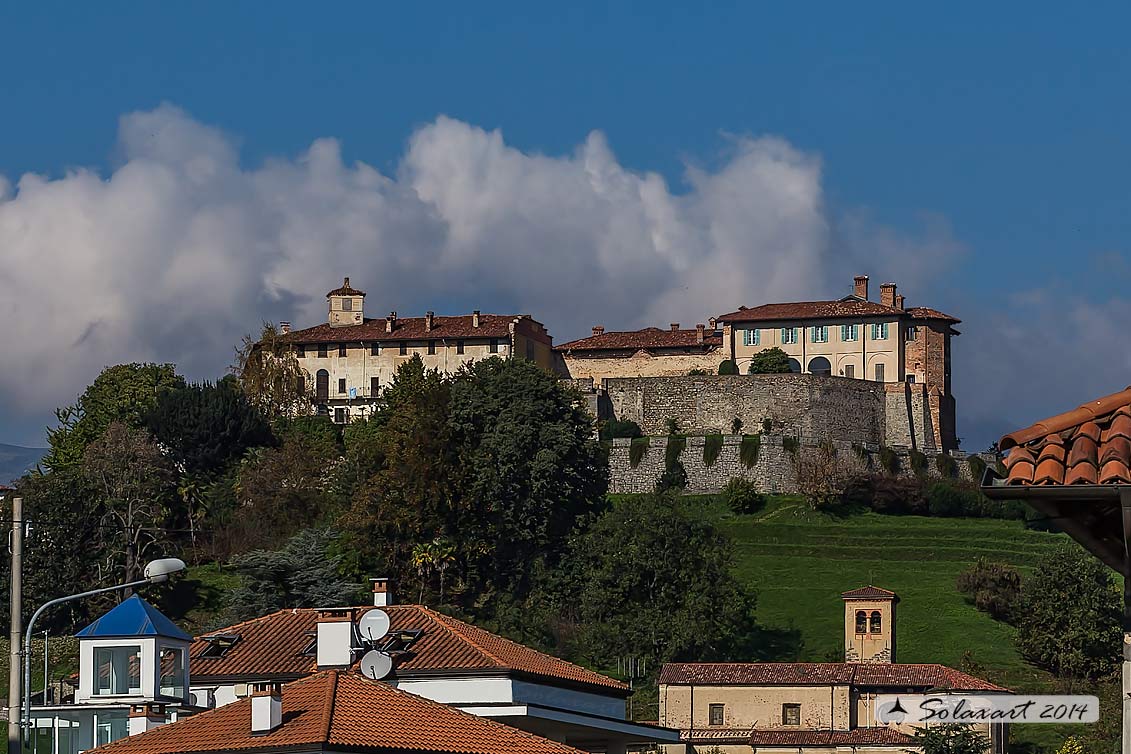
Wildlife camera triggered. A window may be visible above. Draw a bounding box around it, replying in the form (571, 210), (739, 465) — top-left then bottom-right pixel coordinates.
(841, 324), (859, 342)
(399, 342), (407, 356)
(338, 344), (346, 357)
(782, 704), (801, 726)
(906, 326), (918, 342)
(297, 374), (306, 395)
(371, 377), (379, 396)
(342, 298), (353, 312)
(334, 407), (346, 424)
(199, 634), (240, 659)
(743, 328), (761, 346)
(370, 342), (380, 356)
(490, 338), (500, 353)
(94, 646), (141, 696)
(709, 704), (725, 726)
(810, 326), (828, 343)
(855, 610), (867, 634)
(870, 611), (882, 634)
(844, 364), (855, 379)
(338, 378), (346, 394)
(906, 374), (916, 384)
(160, 647), (187, 699)
(316, 370), (329, 402)
(428, 341), (436, 355)
(870, 323), (889, 340)
(875, 363), (885, 382)
(457, 340), (465, 355)
(781, 327), (799, 345)
(317, 344), (328, 358)
(296, 344), (305, 358)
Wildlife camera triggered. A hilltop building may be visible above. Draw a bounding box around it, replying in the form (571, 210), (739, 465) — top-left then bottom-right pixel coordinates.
(278, 278), (553, 423)
(657, 587), (1007, 754)
(555, 323), (723, 383)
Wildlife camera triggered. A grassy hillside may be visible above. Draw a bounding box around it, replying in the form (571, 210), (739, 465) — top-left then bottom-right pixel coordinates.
(706, 495), (1097, 752)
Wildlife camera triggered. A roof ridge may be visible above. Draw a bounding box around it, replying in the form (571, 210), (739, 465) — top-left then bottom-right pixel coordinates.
(418, 607), (508, 666)
(320, 669), (338, 743)
(1001, 386), (1131, 449)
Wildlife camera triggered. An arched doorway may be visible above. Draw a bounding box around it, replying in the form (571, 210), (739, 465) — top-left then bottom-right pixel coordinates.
(787, 358), (802, 373)
(316, 369), (329, 402)
(808, 356), (831, 376)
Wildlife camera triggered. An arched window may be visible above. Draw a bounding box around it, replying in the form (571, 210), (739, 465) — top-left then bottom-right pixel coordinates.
(855, 610), (867, 634)
(808, 356), (831, 376)
(788, 358), (802, 373)
(870, 611), (882, 634)
(315, 369), (330, 402)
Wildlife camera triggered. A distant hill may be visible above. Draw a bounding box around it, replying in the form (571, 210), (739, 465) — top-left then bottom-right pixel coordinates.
(0, 443), (46, 484)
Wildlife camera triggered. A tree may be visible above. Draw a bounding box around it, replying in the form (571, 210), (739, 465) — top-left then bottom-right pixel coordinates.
(912, 724), (990, 754)
(45, 363), (185, 470)
(1015, 547), (1121, 681)
(560, 493), (758, 671)
(233, 323), (310, 421)
(82, 422), (178, 587)
(747, 347), (792, 374)
(956, 558), (1021, 622)
(225, 528), (363, 622)
(147, 379), (275, 475)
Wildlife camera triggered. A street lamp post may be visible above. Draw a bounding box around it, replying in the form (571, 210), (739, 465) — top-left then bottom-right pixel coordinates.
(19, 558), (186, 738)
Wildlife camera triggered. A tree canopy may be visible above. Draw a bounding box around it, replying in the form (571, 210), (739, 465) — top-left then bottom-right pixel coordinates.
(747, 347), (792, 374)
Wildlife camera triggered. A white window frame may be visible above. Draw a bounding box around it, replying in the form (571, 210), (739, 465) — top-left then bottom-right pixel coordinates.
(743, 328), (761, 346)
(906, 326), (918, 342)
(871, 323), (889, 340)
(781, 327), (799, 345)
(810, 326), (828, 343)
(875, 363), (886, 382)
(841, 324), (859, 342)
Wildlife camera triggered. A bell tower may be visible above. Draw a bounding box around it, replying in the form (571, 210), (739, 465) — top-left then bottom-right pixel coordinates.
(842, 585), (897, 663)
(327, 277), (365, 328)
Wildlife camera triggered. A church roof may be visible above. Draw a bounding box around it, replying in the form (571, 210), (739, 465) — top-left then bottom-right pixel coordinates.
(841, 585), (898, 600)
(76, 594), (191, 641)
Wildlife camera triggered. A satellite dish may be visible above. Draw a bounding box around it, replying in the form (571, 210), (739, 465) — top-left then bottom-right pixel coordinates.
(359, 650), (393, 680)
(358, 609), (391, 643)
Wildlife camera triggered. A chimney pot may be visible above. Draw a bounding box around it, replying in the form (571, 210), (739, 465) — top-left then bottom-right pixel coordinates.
(854, 275), (870, 300)
(670, 323), (680, 332)
(880, 282), (897, 308)
(696, 324), (705, 344)
(251, 683), (283, 734)
(709, 317), (717, 330)
(472, 310), (480, 328)
(129, 703), (167, 736)
(370, 577), (393, 607)
(279, 321), (291, 334)
(895, 294), (905, 310)
(425, 311), (434, 332)
(592, 325), (605, 336)
(343, 277), (350, 288)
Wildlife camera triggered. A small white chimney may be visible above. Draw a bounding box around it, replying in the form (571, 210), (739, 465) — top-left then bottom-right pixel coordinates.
(425, 311), (435, 332)
(696, 324), (705, 344)
(370, 577), (393, 607)
(385, 311), (397, 333)
(669, 323), (680, 332)
(250, 682), (282, 734)
(279, 321), (291, 334)
(592, 325), (605, 336)
(316, 608), (357, 668)
(472, 310), (481, 328)
(128, 703), (167, 736)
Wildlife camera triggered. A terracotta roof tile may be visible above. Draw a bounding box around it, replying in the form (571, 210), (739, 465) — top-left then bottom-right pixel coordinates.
(716, 300), (905, 323)
(93, 670), (585, 754)
(555, 327), (722, 353)
(190, 605), (626, 694)
(279, 314), (549, 345)
(905, 306), (962, 324)
(841, 586), (898, 600)
(326, 277), (366, 298)
(998, 387), (1131, 487)
(658, 663), (1006, 691)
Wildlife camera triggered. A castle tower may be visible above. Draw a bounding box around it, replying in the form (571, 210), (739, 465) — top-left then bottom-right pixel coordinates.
(327, 277), (365, 328)
(842, 585), (898, 663)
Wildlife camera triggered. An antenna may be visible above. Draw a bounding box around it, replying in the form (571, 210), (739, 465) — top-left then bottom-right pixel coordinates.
(359, 649), (393, 680)
(358, 609), (391, 643)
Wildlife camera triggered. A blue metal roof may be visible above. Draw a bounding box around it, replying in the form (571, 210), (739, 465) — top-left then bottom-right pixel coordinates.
(76, 594), (191, 641)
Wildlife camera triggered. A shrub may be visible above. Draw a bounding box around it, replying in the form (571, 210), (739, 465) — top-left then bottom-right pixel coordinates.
(909, 449), (928, 477)
(599, 418), (642, 443)
(796, 444), (853, 510)
(688, 368), (710, 376)
(868, 475), (927, 515)
(967, 455), (988, 483)
(926, 480), (988, 517)
(879, 446), (900, 475)
(664, 435), (687, 468)
(722, 478), (765, 514)
(761, 417), (773, 433)
(747, 347), (792, 374)
(782, 436), (800, 457)
(703, 435), (724, 467)
(739, 435), (761, 468)
(956, 558), (1021, 622)
(629, 437), (650, 467)
(717, 360), (739, 375)
(655, 460), (688, 493)
(731, 417), (743, 435)
(665, 417), (682, 435)
(935, 453), (958, 478)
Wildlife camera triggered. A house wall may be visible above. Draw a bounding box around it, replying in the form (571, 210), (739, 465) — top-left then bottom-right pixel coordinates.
(560, 350), (723, 383)
(660, 683), (853, 731)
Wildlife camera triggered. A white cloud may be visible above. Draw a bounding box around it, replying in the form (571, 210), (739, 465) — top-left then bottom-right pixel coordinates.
(0, 104), (962, 425)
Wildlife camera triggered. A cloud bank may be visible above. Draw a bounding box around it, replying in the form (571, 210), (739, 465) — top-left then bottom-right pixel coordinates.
(1, 105), (964, 436)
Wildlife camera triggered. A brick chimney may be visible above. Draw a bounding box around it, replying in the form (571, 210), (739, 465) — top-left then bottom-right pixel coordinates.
(250, 683), (282, 734)
(279, 321), (291, 334)
(425, 312), (434, 332)
(895, 294), (905, 310)
(370, 577), (393, 607)
(854, 275), (869, 300)
(592, 325), (605, 336)
(472, 310), (481, 328)
(128, 703), (167, 736)
(385, 312), (397, 333)
(880, 282), (897, 308)
(316, 608), (357, 668)
(696, 324), (705, 344)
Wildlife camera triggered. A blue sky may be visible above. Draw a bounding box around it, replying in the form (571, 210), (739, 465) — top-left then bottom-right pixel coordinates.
(2, 2), (1130, 449)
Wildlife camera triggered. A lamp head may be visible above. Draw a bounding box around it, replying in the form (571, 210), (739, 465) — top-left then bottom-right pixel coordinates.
(144, 558), (187, 583)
